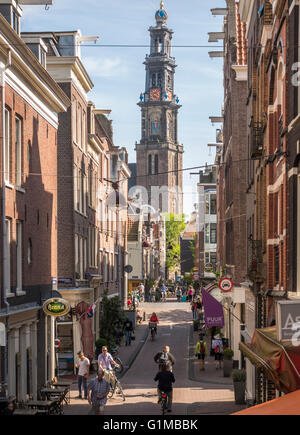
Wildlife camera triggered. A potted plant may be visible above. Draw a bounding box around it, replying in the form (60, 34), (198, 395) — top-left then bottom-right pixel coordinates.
(232, 369), (246, 404)
(222, 348), (234, 377)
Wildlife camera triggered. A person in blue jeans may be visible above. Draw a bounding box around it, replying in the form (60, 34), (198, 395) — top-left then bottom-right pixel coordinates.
(124, 319), (133, 346)
(75, 351), (90, 399)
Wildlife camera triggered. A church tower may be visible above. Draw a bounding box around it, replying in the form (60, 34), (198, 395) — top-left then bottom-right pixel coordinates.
(135, 1), (183, 215)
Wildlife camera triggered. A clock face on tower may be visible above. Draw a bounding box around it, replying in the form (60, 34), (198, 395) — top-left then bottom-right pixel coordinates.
(150, 88), (161, 101)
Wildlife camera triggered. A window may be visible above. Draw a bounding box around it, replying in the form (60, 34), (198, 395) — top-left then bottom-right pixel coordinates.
(72, 98), (77, 143)
(210, 223), (217, 244)
(114, 254), (118, 281)
(28, 238), (32, 266)
(210, 194), (217, 215)
(4, 109), (11, 183)
(15, 116), (22, 186)
(148, 154), (152, 175)
(205, 195), (210, 214)
(210, 252), (217, 268)
(82, 111), (86, 153)
(16, 221), (22, 293)
(77, 104), (82, 149)
(4, 219), (11, 295)
(205, 223), (210, 244)
(75, 235), (87, 280)
(154, 154), (159, 175)
(89, 226), (97, 268)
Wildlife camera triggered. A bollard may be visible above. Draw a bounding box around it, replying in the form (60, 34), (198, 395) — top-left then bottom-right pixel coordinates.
(143, 311), (146, 321)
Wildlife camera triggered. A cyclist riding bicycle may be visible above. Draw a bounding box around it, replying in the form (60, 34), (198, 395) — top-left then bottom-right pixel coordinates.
(154, 345), (176, 372)
(154, 362), (175, 413)
(149, 312), (159, 333)
(97, 346), (120, 385)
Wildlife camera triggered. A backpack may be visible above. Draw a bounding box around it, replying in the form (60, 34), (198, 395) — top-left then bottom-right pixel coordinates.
(159, 352), (169, 364)
(199, 341), (205, 354)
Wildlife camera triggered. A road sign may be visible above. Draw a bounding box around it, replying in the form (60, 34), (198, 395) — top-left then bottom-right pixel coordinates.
(54, 339), (61, 349)
(219, 277), (233, 293)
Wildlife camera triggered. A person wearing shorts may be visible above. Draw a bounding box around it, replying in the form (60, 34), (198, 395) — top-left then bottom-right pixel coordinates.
(88, 369), (110, 415)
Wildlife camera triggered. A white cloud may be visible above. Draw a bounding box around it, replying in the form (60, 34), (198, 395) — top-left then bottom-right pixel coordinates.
(82, 56), (130, 78)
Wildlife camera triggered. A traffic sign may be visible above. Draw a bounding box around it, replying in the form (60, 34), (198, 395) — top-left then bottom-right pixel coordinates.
(219, 278), (233, 293)
(54, 339), (61, 349)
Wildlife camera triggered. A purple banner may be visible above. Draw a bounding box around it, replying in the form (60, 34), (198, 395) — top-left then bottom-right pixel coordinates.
(201, 288), (225, 327)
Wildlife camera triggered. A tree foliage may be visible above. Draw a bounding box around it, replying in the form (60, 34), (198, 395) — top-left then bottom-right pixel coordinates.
(99, 290), (127, 348)
(164, 213), (186, 272)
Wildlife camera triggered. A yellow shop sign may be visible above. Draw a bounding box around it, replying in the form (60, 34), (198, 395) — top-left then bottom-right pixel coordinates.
(43, 298), (70, 317)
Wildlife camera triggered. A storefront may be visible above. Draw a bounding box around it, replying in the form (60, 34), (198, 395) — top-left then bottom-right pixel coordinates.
(57, 288), (95, 375)
(240, 301), (300, 401)
(128, 280), (142, 295)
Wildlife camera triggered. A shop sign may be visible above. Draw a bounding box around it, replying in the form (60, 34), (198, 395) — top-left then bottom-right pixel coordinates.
(43, 298), (70, 317)
(276, 300), (300, 342)
(58, 278), (73, 285)
(219, 278), (233, 293)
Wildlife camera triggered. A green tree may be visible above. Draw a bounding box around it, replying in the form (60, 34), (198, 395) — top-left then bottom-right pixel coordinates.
(164, 213), (186, 272)
(99, 290), (127, 348)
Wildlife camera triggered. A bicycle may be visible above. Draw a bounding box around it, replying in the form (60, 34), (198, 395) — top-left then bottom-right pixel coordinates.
(110, 346), (124, 374)
(149, 322), (157, 341)
(107, 369), (125, 401)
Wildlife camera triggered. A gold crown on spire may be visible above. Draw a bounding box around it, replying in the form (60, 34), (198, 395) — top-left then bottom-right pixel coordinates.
(160, 1), (164, 9)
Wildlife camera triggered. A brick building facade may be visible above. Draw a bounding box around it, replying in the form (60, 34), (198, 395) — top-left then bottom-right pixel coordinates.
(0, 3), (69, 399)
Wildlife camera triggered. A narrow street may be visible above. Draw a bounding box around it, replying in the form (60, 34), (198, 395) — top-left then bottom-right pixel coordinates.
(66, 300), (245, 415)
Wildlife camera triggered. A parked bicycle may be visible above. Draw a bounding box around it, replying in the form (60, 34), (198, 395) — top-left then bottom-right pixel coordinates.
(107, 369), (125, 401)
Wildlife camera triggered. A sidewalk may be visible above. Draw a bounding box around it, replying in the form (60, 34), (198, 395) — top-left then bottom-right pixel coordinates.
(189, 325), (236, 385)
(188, 325), (247, 414)
(63, 304), (149, 415)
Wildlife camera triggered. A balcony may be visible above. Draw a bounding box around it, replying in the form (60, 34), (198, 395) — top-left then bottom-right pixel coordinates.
(250, 119), (264, 159)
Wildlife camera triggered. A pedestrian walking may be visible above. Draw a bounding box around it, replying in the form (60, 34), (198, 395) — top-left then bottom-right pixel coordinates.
(195, 335), (208, 371)
(154, 363), (175, 413)
(87, 369), (110, 415)
(196, 296), (203, 320)
(124, 318), (134, 346)
(176, 286), (182, 302)
(191, 298), (197, 320)
(188, 285), (194, 302)
(160, 284), (167, 301)
(75, 351), (90, 399)
(212, 335), (224, 369)
(150, 286), (156, 302)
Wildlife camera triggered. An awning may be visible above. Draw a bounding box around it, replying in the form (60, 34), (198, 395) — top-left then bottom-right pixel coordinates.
(239, 327), (300, 394)
(232, 389), (300, 415)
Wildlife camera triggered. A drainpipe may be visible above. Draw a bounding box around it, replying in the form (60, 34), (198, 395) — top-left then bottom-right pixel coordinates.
(1, 51), (11, 396)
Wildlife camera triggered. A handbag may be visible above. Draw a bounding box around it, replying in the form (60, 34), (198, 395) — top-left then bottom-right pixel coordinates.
(131, 334), (136, 341)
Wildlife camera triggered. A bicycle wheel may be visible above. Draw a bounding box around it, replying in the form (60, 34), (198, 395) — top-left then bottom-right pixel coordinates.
(114, 358), (124, 374)
(116, 381), (126, 401)
(107, 381), (116, 399)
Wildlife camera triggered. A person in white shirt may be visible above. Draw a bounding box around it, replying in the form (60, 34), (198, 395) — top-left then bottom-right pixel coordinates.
(75, 351), (90, 399)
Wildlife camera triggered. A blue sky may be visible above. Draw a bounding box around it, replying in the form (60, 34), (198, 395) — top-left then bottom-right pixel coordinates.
(21, 0), (226, 218)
